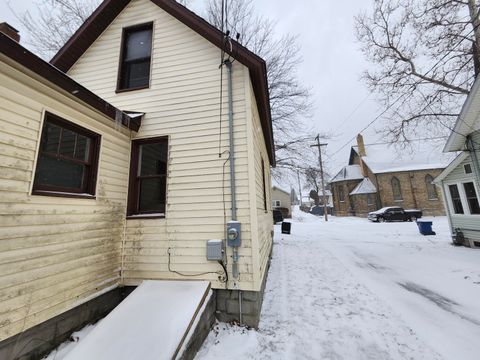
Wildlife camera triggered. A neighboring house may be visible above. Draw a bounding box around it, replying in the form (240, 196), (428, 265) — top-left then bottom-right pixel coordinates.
(434, 78), (480, 248)
(0, 0), (275, 356)
(330, 134), (453, 217)
(272, 186), (292, 217)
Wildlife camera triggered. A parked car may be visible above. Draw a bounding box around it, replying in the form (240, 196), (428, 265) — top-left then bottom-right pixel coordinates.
(273, 209), (284, 224)
(368, 206), (422, 222)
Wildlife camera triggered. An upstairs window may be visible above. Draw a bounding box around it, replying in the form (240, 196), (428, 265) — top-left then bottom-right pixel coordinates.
(464, 163), (472, 174)
(448, 184), (464, 214)
(118, 23), (153, 91)
(425, 174), (438, 200)
(391, 177), (403, 201)
(127, 137), (168, 216)
(463, 182), (480, 215)
(33, 112), (100, 197)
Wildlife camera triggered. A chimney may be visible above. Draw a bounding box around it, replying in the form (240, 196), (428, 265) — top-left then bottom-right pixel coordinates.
(356, 133), (366, 157)
(356, 133), (368, 177)
(0, 22), (20, 43)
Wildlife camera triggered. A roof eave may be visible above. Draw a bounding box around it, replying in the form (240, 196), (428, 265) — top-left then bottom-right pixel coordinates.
(0, 33), (137, 131)
(50, 0), (275, 165)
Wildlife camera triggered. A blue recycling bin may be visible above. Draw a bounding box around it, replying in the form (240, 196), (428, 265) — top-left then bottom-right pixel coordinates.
(416, 220), (436, 235)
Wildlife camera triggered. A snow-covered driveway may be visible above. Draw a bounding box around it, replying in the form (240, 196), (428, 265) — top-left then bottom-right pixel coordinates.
(197, 210), (480, 360)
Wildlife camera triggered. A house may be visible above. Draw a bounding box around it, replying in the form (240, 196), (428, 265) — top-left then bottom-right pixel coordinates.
(0, 0), (275, 357)
(330, 134), (453, 217)
(271, 186), (292, 218)
(434, 78), (480, 248)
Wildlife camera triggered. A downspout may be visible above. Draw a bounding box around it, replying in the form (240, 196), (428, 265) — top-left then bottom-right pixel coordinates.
(226, 59), (236, 221)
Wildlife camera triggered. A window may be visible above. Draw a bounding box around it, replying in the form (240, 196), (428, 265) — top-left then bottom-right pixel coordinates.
(463, 182), (480, 214)
(118, 23), (153, 91)
(367, 193), (374, 206)
(33, 112), (100, 196)
(273, 200), (281, 207)
(464, 164), (473, 174)
(391, 177), (403, 201)
(448, 184), (464, 214)
(338, 185), (345, 202)
(127, 137), (168, 216)
(262, 159), (267, 211)
(425, 174), (438, 200)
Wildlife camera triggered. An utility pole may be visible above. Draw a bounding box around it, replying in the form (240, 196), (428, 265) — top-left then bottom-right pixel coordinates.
(297, 170), (302, 206)
(310, 135), (328, 221)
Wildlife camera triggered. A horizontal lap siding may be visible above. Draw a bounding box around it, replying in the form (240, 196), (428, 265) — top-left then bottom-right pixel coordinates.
(69, 0), (255, 290)
(0, 61), (131, 341)
(249, 82), (273, 289)
(444, 150), (480, 242)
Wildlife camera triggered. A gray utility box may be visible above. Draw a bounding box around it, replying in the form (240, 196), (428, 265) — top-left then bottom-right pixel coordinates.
(206, 239), (224, 261)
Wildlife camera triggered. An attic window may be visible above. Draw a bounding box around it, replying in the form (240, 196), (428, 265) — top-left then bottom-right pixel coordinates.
(117, 23), (153, 92)
(464, 163), (472, 174)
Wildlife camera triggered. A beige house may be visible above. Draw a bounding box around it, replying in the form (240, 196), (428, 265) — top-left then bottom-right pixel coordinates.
(271, 186), (292, 217)
(0, 0), (275, 357)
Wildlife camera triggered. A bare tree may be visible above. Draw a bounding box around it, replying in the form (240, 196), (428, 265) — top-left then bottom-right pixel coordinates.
(206, 0), (314, 171)
(356, 0), (480, 142)
(10, 0), (190, 60)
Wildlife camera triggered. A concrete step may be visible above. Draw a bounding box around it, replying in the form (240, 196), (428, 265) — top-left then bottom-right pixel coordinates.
(64, 280), (211, 360)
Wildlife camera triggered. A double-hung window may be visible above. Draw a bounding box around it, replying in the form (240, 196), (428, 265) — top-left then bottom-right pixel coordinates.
(128, 137), (168, 216)
(118, 23), (153, 91)
(463, 182), (480, 214)
(33, 112), (100, 196)
(448, 184), (464, 214)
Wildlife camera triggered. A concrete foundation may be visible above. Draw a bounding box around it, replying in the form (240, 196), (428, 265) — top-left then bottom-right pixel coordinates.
(0, 287), (133, 360)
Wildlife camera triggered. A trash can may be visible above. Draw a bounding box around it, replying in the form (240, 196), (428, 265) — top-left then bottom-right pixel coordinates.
(416, 220), (436, 235)
(281, 221), (291, 234)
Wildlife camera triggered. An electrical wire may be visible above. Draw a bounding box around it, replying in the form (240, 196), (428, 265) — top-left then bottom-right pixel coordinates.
(331, 24), (480, 157)
(167, 248), (226, 282)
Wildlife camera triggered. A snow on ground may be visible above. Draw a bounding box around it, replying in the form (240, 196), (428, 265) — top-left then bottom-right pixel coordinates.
(197, 208), (480, 360)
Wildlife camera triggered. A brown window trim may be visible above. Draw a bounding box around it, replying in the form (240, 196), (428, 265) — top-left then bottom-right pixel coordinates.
(32, 112), (101, 197)
(127, 136), (168, 218)
(116, 22), (153, 93)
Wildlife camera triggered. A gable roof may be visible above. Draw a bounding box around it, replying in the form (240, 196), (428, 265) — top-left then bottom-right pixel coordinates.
(444, 77), (480, 152)
(433, 152), (470, 183)
(50, 0), (275, 165)
(349, 178), (377, 195)
(330, 165), (363, 183)
(349, 140), (454, 174)
(272, 186), (290, 196)
(0, 33), (138, 131)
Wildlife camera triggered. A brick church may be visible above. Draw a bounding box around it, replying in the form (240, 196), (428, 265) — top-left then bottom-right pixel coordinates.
(330, 134), (454, 217)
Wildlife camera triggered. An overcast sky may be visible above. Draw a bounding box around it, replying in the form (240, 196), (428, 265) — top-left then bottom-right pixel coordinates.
(0, 0), (382, 178)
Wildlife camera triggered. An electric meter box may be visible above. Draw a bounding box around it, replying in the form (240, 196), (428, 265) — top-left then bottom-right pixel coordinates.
(206, 239), (224, 261)
(227, 221), (241, 247)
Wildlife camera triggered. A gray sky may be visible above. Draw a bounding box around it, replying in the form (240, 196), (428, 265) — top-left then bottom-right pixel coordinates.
(0, 0), (382, 177)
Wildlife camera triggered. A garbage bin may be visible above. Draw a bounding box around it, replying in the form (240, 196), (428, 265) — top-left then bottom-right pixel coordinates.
(281, 221), (291, 234)
(416, 220), (436, 235)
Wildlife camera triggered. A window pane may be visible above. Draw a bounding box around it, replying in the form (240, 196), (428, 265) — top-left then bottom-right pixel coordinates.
(36, 155), (85, 190)
(59, 128), (76, 157)
(124, 60), (151, 88)
(75, 135), (90, 161)
(43, 122), (61, 153)
(124, 29), (152, 61)
(139, 142), (167, 176)
(448, 184), (464, 214)
(463, 182), (480, 214)
(138, 177), (166, 213)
